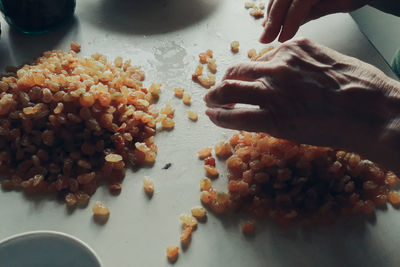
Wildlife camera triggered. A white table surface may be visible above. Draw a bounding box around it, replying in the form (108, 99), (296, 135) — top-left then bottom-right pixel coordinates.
(0, 1), (399, 267)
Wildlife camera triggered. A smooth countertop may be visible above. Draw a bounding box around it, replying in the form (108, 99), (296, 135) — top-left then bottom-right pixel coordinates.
(0, 1), (399, 267)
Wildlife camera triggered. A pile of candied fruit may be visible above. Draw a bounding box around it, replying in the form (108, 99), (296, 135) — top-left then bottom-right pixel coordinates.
(200, 132), (400, 227)
(0, 47), (170, 207)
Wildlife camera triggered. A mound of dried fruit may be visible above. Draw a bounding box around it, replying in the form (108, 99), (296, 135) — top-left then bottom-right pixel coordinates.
(0, 47), (165, 207)
(201, 132), (400, 226)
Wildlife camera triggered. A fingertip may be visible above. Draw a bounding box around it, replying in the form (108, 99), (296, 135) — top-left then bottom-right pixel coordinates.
(205, 109), (214, 117)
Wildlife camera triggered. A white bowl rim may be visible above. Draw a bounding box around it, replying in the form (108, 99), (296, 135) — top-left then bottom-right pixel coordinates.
(0, 230), (103, 267)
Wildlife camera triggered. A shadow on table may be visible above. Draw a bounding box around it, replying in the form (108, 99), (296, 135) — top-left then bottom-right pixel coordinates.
(0, 43), (13, 67)
(215, 210), (389, 267)
(7, 17), (79, 66)
(81, 0), (221, 35)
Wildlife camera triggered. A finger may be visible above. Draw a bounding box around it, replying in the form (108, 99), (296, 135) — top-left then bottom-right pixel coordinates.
(278, 0), (316, 42)
(204, 79), (272, 108)
(222, 61), (272, 81)
(262, 0), (275, 27)
(260, 0), (293, 44)
(206, 108), (275, 132)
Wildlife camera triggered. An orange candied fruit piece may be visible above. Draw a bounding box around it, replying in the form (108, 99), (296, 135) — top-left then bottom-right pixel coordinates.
(214, 141), (232, 158)
(204, 156), (215, 167)
(70, 41), (81, 52)
(388, 191), (400, 206)
(200, 177), (212, 191)
(92, 201), (110, 217)
(231, 41), (240, 53)
(143, 176), (154, 196)
(166, 245), (179, 262)
(174, 88), (184, 98)
(386, 171), (400, 185)
(241, 221), (256, 235)
(198, 147), (212, 159)
(180, 225), (193, 245)
(204, 165), (219, 177)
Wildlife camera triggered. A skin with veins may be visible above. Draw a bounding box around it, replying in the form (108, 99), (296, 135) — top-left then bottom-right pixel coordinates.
(204, 38), (400, 175)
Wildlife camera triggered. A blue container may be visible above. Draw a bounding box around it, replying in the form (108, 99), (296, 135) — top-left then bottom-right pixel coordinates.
(0, 0), (76, 34)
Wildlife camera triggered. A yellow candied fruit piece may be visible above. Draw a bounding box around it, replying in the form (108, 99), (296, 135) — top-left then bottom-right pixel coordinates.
(198, 147), (212, 159)
(191, 206), (207, 219)
(105, 153), (123, 163)
(187, 110), (198, 121)
(182, 93), (192, 105)
(92, 201), (110, 216)
(143, 176), (154, 196)
(179, 213), (198, 227)
(174, 88), (184, 98)
(231, 41), (240, 53)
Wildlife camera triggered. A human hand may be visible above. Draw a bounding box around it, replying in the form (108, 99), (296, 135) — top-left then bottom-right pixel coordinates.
(204, 38), (400, 174)
(260, 0), (369, 43)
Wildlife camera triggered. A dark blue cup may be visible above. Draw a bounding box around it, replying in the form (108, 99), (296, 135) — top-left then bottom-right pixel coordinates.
(0, 0), (76, 34)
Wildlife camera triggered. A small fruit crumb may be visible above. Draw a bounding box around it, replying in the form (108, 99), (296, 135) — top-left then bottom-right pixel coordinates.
(191, 206), (207, 219)
(161, 117), (175, 129)
(214, 141), (232, 158)
(388, 191), (400, 206)
(192, 65), (203, 80)
(160, 103), (175, 117)
(241, 221), (256, 235)
(198, 147), (212, 159)
(70, 41), (81, 52)
(149, 83), (162, 96)
(166, 246), (179, 262)
(188, 110), (198, 121)
(245, 2), (255, 9)
(143, 176), (154, 196)
(200, 177), (212, 191)
(199, 53), (208, 64)
(248, 49), (257, 59)
(231, 41), (240, 53)
(180, 225), (193, 246)
(204, 157), (216, 167)
(105, 153), (123, 163)
(250, 8), (264, 19)
(182, 93), (192, 105)
(204, 165), (219, 177)
(92, 201), (110, 218)
(174, 88), (184, 98)
(179, 213), (198, 227)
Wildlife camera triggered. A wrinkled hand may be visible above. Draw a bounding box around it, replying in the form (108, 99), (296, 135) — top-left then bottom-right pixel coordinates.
(204, 38), (400, 174)
(260, 0), (368, 43)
